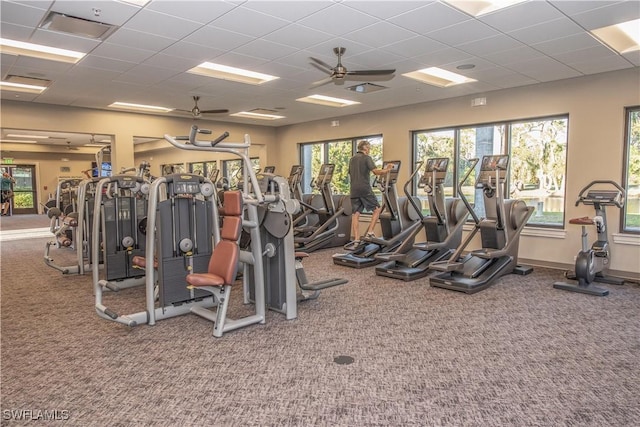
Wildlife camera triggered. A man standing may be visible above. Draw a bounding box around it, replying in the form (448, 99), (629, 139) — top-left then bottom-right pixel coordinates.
(348, 140), (390, 242)
(1, 170), (15, 216)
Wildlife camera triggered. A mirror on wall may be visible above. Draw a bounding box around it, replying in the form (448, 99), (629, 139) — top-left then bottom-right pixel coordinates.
(1, 128), (112, 158)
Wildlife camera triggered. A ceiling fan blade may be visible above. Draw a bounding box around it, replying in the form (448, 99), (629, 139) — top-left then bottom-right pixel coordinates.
(310, 76), (335, 88)
(347, 69), (396, 76)
(200, 109), (229, 114)
(310, 57), (334, 72)
(310, 62), (334, 76)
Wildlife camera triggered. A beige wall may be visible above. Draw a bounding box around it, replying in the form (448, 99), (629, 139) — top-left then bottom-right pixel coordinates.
(1, 68), (639, 277)
(274, 68), (640, 277)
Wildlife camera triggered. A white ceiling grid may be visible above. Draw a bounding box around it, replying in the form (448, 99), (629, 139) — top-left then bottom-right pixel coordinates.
(0, 0), (637, 130)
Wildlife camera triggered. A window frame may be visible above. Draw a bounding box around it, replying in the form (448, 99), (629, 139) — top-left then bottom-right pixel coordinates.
(412, 114), (569, 229)
(622, 106), (640, 234)
(298, 134), (383, 195)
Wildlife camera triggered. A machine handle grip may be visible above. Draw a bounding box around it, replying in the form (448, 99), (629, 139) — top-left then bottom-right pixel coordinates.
(211, 131), (230, 146)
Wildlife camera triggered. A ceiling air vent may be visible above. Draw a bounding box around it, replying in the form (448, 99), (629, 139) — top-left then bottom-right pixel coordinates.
(39, 12), (116, 40)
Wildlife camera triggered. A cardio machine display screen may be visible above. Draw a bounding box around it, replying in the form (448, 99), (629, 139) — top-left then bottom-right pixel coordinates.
(174, 181), (201, 194)
(425, 158), (449, 172)
(480, 155), (509, 171)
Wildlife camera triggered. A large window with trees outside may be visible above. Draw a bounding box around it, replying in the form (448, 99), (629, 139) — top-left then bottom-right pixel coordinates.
(624, 106), (640, 233)
(222, 157), (260, 190)
(188, 161), (218, 181)
(413, 116), (568, 228)
(299, 135), (382, 196)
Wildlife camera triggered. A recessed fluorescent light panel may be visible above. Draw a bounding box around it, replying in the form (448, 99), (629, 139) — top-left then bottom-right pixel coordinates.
(230, 111), (285, 120)
(187, 62), (279, 85)
(591, 19), (640, 54)
(0, 139), (38, 144)
(0, 38), (85, 63)
(108, 102), (173, 113)
(0, 81), (48, 94)
(402, 67), (476, 88)
(296, 94), (361, 108)
(444, 0), (526, 16)
(6, 134), (49, 139)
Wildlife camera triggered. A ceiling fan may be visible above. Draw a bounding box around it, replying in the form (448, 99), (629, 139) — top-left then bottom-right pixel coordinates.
(176, 96), (229, 119)
(309, 47), (396, 87)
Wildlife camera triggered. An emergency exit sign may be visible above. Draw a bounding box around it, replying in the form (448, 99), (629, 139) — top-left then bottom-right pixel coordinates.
(2, 158), (14, 164)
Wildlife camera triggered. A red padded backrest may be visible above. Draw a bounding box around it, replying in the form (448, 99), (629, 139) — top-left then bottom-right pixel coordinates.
(207, 190), (243, 282)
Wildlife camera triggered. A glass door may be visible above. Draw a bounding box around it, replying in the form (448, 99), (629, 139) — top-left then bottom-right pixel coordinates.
(7, 165), (38, 214)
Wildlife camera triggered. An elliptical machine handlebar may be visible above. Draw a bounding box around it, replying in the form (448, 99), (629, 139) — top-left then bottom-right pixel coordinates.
(457, 158), (481, 224)
(575, 180), (625, 208)
(404, 161), (424, 221)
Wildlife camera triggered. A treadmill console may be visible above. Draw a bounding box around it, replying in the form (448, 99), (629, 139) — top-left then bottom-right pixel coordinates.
(422, 158), (449, 185)
(477, 155), (509, 187)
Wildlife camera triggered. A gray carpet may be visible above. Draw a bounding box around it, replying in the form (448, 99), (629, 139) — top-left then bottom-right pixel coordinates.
(1, 218), (639, 426)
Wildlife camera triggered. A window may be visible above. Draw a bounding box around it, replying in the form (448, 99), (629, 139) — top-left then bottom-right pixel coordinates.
(299, 135), (382, 195)
(412, 116), (568, 227)
(623, 106), (640, 233)
(222, 157), (259, 190)
(188, 161), (218, 181)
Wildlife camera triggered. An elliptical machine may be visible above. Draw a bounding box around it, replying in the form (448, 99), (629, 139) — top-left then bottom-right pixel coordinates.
(429, 155), (534, 294)
(553, 180), (626, 296)
(294, 164), (351, 252)
(375, 158), (469, 281)
(332, 160), (422, 269)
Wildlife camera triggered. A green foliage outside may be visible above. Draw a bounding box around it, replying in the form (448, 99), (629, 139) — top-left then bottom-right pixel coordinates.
(13, 192), (34, 209)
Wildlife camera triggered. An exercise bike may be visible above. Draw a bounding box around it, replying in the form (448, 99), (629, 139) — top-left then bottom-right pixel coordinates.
(553, 180), (625, 296)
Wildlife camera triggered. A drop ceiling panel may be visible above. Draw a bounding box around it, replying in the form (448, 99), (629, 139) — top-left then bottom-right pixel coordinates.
(76, 55), (137, 73)
(552, 44), (624, 65)
(145, 0), (238, 24)
(479, 1), (564, 33)
(0, 1), (47, 27)
(208, 6), (290, 38)
(389, 2), (470, 35)
(0, 22), (34, 41)
(296, 3), (379, 35)
(548, 0), (621, 16)
(114, 64), (180, 86)
(380, 36), (448, 59)
(483, 46), (546, 67)
(233, 39), (299, 62)
(342, 0), (437, 20)
(427, 19), (501, 47)
(568, 1), (640, 30)
(121, 9), (202, 39)
(241, 1), (332, 22)
(346, 22), (417, 49)
(508, 17), (585, 45)
(106, 28), (177, 52)
(262, 24), (334, 50)
(457, 34), (526, 57)
(183, 25), (254, 50)
(506, 56), (582, 82)
(90, 42), (156, 63)
(29, 28), (101, 53)
(568, 55), (634, 75)
(531, 33), (602, 56)
(159, 41), (226, 62)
